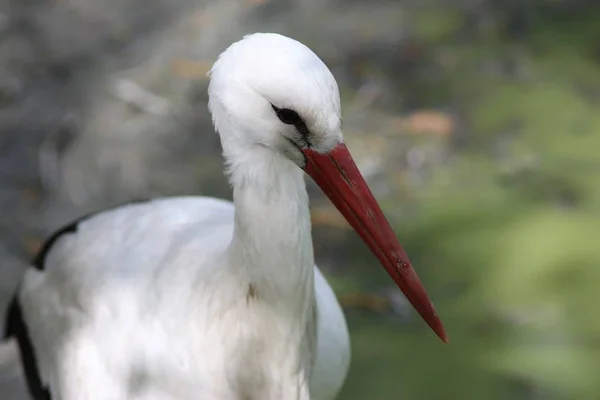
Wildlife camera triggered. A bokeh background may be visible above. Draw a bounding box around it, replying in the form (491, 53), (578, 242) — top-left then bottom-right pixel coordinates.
(1, 0), (600, 399)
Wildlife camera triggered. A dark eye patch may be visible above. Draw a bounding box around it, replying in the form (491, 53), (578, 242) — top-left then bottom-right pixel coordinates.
(271, 104), (311, 144)
(272, 106), (302, 125)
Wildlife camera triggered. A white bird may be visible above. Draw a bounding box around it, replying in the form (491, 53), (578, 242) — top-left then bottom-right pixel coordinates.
(3, 33), (447, 400)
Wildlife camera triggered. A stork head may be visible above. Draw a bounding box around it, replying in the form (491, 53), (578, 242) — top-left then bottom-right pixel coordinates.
(208, 33), (448, 343)
(208, 33), (342, 166)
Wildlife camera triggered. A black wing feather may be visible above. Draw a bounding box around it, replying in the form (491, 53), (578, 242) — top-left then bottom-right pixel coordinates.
(4, 296), (51, 400)
(31, 217), (83, 270)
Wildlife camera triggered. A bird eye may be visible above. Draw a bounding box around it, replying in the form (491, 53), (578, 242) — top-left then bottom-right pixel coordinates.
(272, 105), (303, 125)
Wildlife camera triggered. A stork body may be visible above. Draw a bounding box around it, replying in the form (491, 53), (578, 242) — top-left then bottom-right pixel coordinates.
(4, 33), (446, 400)
(10, 196), (348, 400)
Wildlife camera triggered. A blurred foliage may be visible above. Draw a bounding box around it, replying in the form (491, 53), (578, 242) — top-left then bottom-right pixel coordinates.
(331, 4), (600, 400)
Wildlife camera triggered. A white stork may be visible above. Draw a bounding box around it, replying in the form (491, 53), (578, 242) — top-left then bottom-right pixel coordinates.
(3, 33), (447, 400)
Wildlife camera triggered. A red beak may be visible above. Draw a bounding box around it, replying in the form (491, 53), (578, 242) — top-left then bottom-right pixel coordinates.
(303, 143), (448, 343)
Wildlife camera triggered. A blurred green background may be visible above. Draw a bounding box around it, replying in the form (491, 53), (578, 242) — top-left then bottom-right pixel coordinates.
(1, 0), (600, 399)
(326, 3), (600, 400)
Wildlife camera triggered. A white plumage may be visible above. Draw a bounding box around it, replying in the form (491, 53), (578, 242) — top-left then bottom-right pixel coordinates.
(4, 33), (446, 400)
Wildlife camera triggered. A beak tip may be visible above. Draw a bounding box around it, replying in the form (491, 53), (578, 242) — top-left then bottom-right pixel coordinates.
(437, 326), (449, 344)
(426, 310), (449, 343)
(404, 277), (449, 343)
